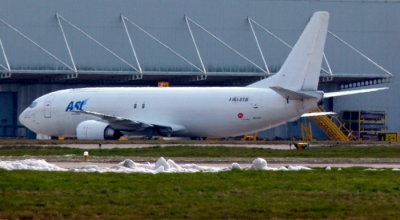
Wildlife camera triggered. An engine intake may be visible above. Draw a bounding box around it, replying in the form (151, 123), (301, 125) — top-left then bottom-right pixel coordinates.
(76, 120), (121, 140)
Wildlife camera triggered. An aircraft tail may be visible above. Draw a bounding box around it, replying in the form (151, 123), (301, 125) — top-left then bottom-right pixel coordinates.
(248, 11), (329, 91)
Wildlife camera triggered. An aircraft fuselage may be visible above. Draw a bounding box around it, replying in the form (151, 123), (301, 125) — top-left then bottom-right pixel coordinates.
(19, 87), (318, 138)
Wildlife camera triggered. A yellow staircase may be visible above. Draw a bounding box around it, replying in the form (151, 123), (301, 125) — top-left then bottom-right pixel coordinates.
(308, 107), (357, 142)
(301, 122), (313, 141)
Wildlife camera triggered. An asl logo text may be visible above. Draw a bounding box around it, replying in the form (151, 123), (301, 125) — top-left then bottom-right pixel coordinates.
(66, 99), (88, 112)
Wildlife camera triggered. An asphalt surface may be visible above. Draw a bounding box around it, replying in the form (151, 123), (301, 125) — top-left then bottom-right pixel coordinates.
(51, 144), (294, 150)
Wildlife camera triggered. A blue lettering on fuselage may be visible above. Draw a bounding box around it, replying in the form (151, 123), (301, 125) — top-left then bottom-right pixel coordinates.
(66, 99), (88, 112)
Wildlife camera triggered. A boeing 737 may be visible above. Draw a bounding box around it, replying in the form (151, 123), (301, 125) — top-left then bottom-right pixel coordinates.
(19, 12), (387, 140)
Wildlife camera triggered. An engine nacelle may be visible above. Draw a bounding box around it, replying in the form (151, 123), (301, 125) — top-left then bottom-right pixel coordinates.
(76, 120), (121, 140)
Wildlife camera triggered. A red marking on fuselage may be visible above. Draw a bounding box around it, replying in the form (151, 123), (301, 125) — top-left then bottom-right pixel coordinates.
(237, 113), (244, 119)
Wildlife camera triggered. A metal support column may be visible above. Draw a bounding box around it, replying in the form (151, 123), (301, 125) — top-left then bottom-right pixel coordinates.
(0, 17), (75, 74)
(121, 14), (204, 75)
(121, 14), (142, 74)
(184, 15), (207, 77)
(185, 16), (267, 74)
(248, 18), (333, 77)
(56, 13), (78, 79)
(56, 13), (141, 79)
(247, 17), (269, 75)
(0, 38), (11, 78)
(328, 30), (393, 77)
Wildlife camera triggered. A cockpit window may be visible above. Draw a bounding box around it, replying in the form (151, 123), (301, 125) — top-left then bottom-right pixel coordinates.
(29, 101), (38, 108)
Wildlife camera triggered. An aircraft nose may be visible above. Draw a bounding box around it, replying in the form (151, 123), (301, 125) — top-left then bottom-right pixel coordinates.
(19, 108), (32, 128)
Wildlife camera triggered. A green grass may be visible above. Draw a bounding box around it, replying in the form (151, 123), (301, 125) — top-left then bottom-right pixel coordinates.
(0, 168), (400, 219)
(1, 145), (400, 158)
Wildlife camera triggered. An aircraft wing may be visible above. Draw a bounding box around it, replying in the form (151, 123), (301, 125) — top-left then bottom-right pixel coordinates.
(324, 87), (388, 98)
(73, 110), (154, 131)
(74, 110), (186, 134)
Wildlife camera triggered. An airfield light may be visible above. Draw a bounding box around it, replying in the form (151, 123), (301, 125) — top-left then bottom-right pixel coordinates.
(83, 151), (89, 161)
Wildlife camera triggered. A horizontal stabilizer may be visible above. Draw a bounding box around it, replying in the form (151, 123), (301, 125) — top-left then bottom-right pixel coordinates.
(324, 87), (388, 98)
(301, 112), (336, 117)
(271, 86), (323, 100)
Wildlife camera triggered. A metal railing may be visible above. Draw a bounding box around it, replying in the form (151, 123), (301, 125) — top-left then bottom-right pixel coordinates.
(308, 107), (358, 141)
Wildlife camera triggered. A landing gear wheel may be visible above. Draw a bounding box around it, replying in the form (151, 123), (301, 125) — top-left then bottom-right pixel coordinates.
(158, 127), (172, 137)
(190, 137), (205, 141)
(146, 128), (155, 140)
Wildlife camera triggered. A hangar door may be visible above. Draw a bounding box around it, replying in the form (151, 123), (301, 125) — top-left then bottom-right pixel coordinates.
(0, 92), (17, 137)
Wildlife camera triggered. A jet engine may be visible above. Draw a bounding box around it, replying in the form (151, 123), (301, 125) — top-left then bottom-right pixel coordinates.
(76, 120), (122, 140)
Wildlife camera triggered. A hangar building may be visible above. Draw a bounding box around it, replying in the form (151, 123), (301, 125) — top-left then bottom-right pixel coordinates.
(0, 0), (397, 139)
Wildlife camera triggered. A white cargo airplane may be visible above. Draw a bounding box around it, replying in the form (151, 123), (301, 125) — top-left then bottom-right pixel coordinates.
(19, 12), (387, 140)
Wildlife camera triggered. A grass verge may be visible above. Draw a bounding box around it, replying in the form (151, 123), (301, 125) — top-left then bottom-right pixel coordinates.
(1, 145), (400, 158)
(0, 168), (399, 219)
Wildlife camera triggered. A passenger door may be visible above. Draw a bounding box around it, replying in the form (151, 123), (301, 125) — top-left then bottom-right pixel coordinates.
(43, 94), (54, 118)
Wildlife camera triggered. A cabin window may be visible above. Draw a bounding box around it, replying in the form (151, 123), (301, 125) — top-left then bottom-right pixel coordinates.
(142, 103), (145, 109)
(29, 101), (38, 108)
(134, 103), (137, 109)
